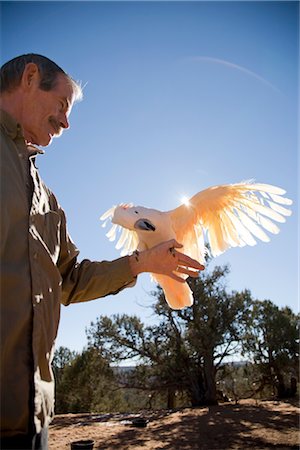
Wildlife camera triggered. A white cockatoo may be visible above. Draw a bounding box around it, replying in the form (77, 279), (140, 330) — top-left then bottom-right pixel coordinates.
(100, 182), (292, 310)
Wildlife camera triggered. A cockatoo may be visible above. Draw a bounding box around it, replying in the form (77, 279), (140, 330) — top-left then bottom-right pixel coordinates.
(100, 182), (292, 310)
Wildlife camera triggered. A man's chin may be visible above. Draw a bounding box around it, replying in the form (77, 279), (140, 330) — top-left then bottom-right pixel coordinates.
(35, 134), (53, 147)
(25, 132), (52, 147)
(45, 134), (54, 146)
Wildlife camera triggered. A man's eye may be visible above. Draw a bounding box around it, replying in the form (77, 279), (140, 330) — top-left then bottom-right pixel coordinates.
(59, 101), (65, 111)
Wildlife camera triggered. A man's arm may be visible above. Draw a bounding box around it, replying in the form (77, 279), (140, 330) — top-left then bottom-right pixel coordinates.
(57, 208), (137, 306)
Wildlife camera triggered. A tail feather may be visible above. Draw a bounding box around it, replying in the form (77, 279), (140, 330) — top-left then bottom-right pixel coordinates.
(152, 274), (193, 310)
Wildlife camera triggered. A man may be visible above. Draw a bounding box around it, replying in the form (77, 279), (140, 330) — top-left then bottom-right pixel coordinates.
(0, 54), (204, 449)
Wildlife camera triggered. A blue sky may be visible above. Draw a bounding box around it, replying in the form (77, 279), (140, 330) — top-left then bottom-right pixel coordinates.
(1, 1), (299, 353)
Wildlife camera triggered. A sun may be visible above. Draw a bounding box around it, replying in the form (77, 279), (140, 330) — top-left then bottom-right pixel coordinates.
(180, 196), (190, 206)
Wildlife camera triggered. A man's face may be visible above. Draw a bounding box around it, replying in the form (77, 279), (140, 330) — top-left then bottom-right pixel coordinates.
(22, 73), (74, 147)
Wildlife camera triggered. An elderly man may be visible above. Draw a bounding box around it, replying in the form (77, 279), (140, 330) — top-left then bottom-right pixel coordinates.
(0, 54), (203, 449)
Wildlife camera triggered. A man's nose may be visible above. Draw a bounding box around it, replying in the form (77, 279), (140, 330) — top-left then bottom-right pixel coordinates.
(59, 113), (70, 130)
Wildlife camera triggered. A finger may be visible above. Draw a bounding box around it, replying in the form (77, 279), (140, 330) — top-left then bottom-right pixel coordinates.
(172, 240), (184, 249)
(178, 256), (205, 271)
(169, 272), (186, 283)
(167, 241), (204, 270)
(177, 266), (200, 278)
(164, 239), (183, 250)
(166, 240), (183, 257)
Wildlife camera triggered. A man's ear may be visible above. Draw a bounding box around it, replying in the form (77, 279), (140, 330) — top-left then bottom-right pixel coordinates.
(21, 63), (40, 92)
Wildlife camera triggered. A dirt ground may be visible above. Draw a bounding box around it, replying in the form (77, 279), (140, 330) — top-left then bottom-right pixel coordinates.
(49, 399), (299, 450)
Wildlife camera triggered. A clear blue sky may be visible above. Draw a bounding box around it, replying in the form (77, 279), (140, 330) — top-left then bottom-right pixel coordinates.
(1, 1), (299, 353)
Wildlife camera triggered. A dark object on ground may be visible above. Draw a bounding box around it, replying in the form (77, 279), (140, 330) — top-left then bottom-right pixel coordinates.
(131, 417), (148, 427)
(71, 439), (94, 450)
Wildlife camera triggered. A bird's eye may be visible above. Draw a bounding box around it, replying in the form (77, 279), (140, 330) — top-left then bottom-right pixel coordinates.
(134, 211), (139, 214)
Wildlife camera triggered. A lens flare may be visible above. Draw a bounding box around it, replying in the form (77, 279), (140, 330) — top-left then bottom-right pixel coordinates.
(180, 196), (190, 206)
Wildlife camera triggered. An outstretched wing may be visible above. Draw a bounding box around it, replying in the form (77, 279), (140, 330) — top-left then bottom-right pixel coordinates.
(170, 182), (292, 258)
(100, 205), (139, 255)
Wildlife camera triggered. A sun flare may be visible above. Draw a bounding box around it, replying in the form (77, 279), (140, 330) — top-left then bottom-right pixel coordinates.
(180, 196), (190, 206)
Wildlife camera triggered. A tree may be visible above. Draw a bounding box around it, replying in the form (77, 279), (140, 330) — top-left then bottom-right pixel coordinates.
(53, 346), (77, 383)
(153, 265), (252, 405)
(87, 264), (252, 407)
(53, 346), (78, 411)
(54, 347), (125, 413)
(242, 300), (299, 398)
(87, 314), (179, 407)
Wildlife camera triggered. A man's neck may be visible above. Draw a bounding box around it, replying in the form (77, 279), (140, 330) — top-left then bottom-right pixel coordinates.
(0, 91), (23, 124)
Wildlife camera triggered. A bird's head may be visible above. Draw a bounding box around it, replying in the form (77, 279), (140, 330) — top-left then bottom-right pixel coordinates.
(101, 203), (175, 253)
(112, 204), (157, 232)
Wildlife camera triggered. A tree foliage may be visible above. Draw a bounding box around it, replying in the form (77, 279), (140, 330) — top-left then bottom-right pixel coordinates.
(87, 265), (252, 406)
(53, 266), (299, 413)
(242, 300), (299, 398)
(53, 347), (124, 413)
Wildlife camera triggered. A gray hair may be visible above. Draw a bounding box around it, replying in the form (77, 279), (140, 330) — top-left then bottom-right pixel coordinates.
(0, 53), (83, 102)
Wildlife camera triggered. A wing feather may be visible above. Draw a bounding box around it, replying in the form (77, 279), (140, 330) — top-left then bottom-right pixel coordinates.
(267, 201), (292, 217)
(256, 215), (280, 235)
(171, 181), (292, 258)
(121, 232), (133, 256)
(100, 206), (138, 255)
(239, 198), (286, 223)
(269, 193), (293, 205)
(242, 183), (286, 195)
(120, 230), (139, 256)
(106, 223), (118, 241)
(116, 228), (129, 250)
(219, 211), (244, 247)
(100, 206), (116, 221)
(225, 210), (256, 247)
(235, 208), (270, 242)
(207, 214), (229, 255)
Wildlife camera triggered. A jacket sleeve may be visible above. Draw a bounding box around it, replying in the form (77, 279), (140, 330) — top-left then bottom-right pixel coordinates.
(57, 208), (137, 306)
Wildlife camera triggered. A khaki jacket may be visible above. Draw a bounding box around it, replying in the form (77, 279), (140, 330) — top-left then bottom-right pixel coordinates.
(0, 110), (136, 437)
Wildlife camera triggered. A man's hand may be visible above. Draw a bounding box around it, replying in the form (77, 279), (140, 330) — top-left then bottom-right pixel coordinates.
(129, 239), (205, 282)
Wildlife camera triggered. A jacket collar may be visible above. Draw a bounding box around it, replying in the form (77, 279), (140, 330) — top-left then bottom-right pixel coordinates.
(0, 109), (23, 141)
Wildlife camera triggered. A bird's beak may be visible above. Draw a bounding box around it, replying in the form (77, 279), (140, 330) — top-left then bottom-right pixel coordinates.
(134, 219), (156, 231)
